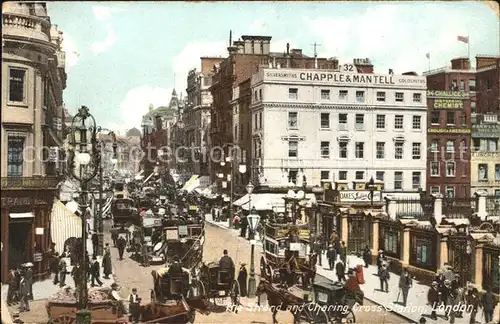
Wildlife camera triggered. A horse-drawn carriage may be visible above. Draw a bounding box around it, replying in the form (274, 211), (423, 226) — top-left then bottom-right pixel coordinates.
(164, 219), (204, 269)
(110, 198), (139, 228)
(195, 262), (240, 305)
(260, 223), (316, 288)
(139, 211), (167, 264)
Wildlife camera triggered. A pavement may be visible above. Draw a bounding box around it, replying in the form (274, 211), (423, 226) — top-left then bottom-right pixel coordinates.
(204, 213), (263, 247)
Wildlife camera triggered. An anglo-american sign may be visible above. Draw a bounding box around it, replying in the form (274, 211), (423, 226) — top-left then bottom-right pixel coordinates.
(263, 70), (426, 87)
(340, 190), (382, 202)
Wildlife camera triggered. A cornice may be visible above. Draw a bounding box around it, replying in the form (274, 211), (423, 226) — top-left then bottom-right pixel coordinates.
(249, 101), (427, 112)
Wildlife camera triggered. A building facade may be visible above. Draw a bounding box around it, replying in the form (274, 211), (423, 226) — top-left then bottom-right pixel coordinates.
(1, 2), (67, 283)
(424, 58), (475, 198)
(249, 65), (428, 191)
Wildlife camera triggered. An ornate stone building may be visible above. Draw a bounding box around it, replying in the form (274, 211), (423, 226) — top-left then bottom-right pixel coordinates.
(1, 2), (67, 283)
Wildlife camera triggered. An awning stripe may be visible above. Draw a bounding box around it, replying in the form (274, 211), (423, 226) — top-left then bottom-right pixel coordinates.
(50, 200), (82, 254)
(9, 212), (34, 219)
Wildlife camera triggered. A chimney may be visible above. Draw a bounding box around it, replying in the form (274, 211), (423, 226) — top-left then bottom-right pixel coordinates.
(389, 69), (394, 75)
(229, 30), (232, 46)
(451, 57), (470, 70)
(286, 43), (290, 55)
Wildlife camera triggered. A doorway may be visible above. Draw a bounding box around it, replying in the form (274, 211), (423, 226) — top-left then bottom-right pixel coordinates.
(8, 221), (31, 270)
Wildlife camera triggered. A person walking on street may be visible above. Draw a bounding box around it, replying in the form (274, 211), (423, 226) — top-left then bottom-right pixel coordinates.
(482, 287), (497, 323)
(314, 237), (323, 267)
(117, 236), (126, 261)
(91, 232), (99, 257)
(23, 263), (33, 300)
(90, 255), (103, 287)
(376, 250), (385, 270)
(71, 263), (82, 290)
(465, 284), (480, 324)
(102, 244), (112, 279)
(398, 268), (412, 307)
(427, 281), (439, 320)
(327, 245), (337, 271)
(51, 252), (60, 285)
(111, 228), (118, 247)
(58, 255), (68, 288)
(362, 245), (372, 268)
(18, 275), (30, 312)
(237, 263), (248, 297)
(128, 288), (141, 323)
(378, 264), (389, 292)
(336, 259), (346, 283)
(340, 241), (347, 265)
(7, 268), (19, 305)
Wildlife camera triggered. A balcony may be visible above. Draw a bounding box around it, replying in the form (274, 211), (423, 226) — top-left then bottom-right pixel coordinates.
(1, 176), (60, 190)
(3, 12), (52, 44)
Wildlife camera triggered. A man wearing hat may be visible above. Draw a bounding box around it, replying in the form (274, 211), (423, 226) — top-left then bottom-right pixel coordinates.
(326, 245), (337, 271)
(427, 281), (439, 320)
(109, 284), (126, 316)
(128, 288), (141, 323)
(167, 257), (183, 276)
(219, 249), (235, 270)
(23, 263), (33, 300)
(237, 262), (248, 297)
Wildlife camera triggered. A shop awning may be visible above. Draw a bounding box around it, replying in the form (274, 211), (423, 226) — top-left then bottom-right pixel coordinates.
(51, 200), (82, 254)
(181, 175), (199, 192)
(9, 212), (34, 218)
(240, 193), (317, 211)
(233, 194), (250, 206)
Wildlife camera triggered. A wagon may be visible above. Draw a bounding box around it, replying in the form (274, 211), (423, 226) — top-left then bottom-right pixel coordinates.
(196, 262), (240, 305)
(46, 287), (128, 324)
(164, 222), (204, 269)
(301, 280), (362, 323)
(151, 267), (197, 302)
(260, 223), (312, 286)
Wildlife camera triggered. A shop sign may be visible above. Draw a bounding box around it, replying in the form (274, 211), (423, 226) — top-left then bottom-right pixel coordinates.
(472, 152), (500, 158)
(1, 197), (47, 207)
(49, 147), (59, 162)
(276, 228), (288, 237)
(472, 124), (500, 138)
(433, 99), (464, 109)
(427, 128), (471, 134)
(339, 190), (382, 202)
(427, 90), (469, 99)
(298, 229), (310, 239)
(33, 252), (43, 262)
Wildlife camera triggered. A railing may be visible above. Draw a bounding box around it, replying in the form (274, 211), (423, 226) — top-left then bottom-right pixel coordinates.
(3, 12), (51, 43)
(442, 197), (477, 219)
(486, 195), (500, 216)
(1, 176), (59, 190)
(393, 197), (434, 221)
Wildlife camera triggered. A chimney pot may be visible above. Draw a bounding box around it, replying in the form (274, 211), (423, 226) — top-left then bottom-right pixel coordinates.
(286, 43), (290, 55)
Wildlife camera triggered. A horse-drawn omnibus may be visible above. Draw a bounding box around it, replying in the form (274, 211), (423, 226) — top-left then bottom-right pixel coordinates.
(111, 197), (139, 228)
(164, 217), (204, 269)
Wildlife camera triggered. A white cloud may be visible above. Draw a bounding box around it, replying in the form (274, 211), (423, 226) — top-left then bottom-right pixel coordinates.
(91, 24), (116, 54)
(92, 6), (125, 21)
(61, 32), (79, 68)
(171, 41), (227, 95)
(118, 85), (172, 130)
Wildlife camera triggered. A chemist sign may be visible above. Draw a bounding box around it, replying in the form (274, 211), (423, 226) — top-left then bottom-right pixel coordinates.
(433, 99), (464, 109)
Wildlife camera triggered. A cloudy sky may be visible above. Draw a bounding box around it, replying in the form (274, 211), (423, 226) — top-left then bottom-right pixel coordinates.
(46, 1), (499, 134)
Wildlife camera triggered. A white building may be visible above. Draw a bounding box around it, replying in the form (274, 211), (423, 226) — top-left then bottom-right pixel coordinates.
(250, 64), (428, 192)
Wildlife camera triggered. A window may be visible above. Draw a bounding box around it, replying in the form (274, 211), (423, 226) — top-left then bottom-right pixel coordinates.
(446, 162), (456, 177)
(412, 172), (421, 189)
(376, 171), (385, 182)
(412, 236), (434, 269)
(394, 172), (403, 190)
(339, 90), (348, 100)
(395, 115), (404, 129)
(339, 141), (348, 158)
(452, 79), (457, 90)
(338, 113), (347, 130)
(431, 111), (440, 124)
(430, 140), (438, 152)
(288, 112), (298, 128)
(356, 91), (365, 102)
(496, 164), (500, 181)
(355, 142), (364, 158)
(381, 226), (400, 256)
(430, 186), (440, 194)
(289, 169), (298, 183)
(412, 143), (421, 159)
(478, 164), (488, 180)
(413, 93), (422, 103)
(355, 171), (364, 180)
(355, 114), (364, 130)
(320, 113), (330, 129)
(412, 116), (421, 130)
(7, 136), (24, 176)
(471, 101), (476, 112)
(288, 88), (298, 100)
(288, 141), (298, 158)
(446, 111), (455, 125)
(9, 68), (26, 102)
(488, 139), (498, 152)
(376, 142), (385, 159)
(321, 171), (330, 181)
(376, 115), (386, 129)
(395, 92), (404, 102)
(339, 171), (347, 180)
(376, 91), (386, 102)
(254, 91), (258, 101)
(445, 186), (455, 198)
(459, 80), (465, 91)
(446, 140), (455, 153)
(430, 162), (440, 176)
(321, 141), (330, 158)
(469, 79), (476, 91)
(259, 89), (263, 100)
(459, 140), (467, 153)
(487, 79), (492, 89)
(459, 111), (466, 126)
(321, 89), (330, 100)
(259, 112), (262, 129)
(395, 142), (404, 159)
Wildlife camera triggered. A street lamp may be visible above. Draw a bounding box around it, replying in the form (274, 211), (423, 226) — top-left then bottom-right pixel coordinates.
(247, 212), (260, 298)
(366, 176), (376, 207)
(68, 106), (100, 324)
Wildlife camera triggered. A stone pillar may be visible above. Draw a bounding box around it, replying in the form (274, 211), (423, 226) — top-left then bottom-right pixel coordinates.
(432, 193), (443, 224)
(475, 190), (488, 221)
(341, 214), (348, 244)
(387, 198), (397, 220)
(372, 219), (380, 260)
(439, 234), (448, 268)
(474, 238), (487, 289)
(402, 226), (412, 266)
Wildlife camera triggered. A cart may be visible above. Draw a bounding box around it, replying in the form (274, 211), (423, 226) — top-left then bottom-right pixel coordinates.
(139, 212), (167, 264)
(260, 223), (311, 286)
(196, 262), (240, 305)
(164, 222), (204, 269)
(110, 198), (139, 228)
(46, 287), (128, 324)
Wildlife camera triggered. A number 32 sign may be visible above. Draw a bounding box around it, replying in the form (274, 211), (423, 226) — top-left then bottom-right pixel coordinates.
(341, 63), (356, 73)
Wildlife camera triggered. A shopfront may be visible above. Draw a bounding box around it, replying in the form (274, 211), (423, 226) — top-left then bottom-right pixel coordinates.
(1, 189), (55, 283)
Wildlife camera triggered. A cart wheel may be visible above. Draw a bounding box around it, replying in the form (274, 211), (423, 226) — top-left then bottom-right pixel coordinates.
(344, 309), (356, 323)
(295, 302), (328, 324)
(231, 279), (240, 306)
(52, 313), (76, 324)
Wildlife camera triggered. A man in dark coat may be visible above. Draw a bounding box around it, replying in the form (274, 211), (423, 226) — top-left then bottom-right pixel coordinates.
(238, 263), (248, 297)
(51, 252), (60, 285)
(168, 258), (183, 276)
(427, 281), (439, 320)
(102, 244), (112, 279)
(219, 249), (235, 269)
(7, 268), (19, 305)
(117, 236), (126, 261)
(240, 216), (248, 238)
(91, 232), (99, 257)
(58, 255), (68, 287)
(327, 245), (337, 271)
(362, 245), (372, 268)
(340, 241), (347, 265)
(335, 260), (345, 283)
(23, 264), (33, 300)
(71, 263), (82, 290)
(90, 255), (103, 287)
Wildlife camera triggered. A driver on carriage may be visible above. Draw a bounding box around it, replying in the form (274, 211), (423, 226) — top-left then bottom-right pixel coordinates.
(167, 257), (183, 277)
(219, 249), (235, 270)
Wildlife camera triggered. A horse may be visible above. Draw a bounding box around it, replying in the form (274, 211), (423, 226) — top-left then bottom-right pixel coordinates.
(300, 253), (318, 289)
(256, 279), (304, 324)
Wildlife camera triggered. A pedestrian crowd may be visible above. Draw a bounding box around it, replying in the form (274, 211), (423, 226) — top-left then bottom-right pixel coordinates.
(6, 262), (34, 313)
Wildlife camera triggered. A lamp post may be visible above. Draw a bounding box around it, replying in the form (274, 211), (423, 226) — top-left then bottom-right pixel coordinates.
(67, 106), (100, 324)
(366, 176), (376, 207)
(247, 210), (260, 298)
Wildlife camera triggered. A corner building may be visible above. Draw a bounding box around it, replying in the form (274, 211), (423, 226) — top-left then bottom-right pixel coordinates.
(250, 65), (428, 191)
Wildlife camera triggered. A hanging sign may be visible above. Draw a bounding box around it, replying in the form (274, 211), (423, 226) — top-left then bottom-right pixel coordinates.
(33, 253), (43, 262)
